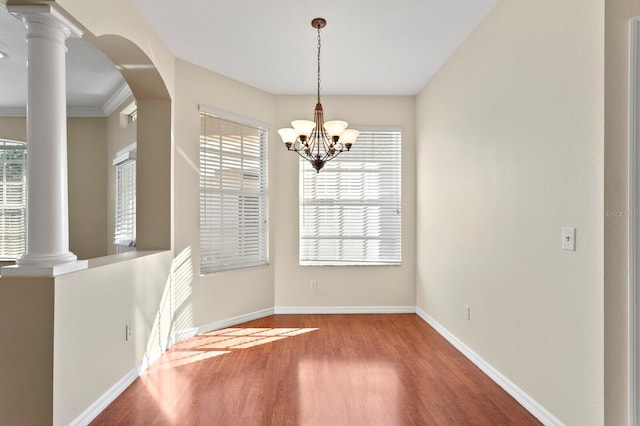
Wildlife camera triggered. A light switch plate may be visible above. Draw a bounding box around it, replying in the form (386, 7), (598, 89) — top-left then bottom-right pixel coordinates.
(562, 227), (576, 251)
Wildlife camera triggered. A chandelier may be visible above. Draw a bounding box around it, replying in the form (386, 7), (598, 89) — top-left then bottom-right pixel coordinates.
(278, 18), (359, 173)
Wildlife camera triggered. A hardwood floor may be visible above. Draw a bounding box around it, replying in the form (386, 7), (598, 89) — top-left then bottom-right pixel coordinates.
(91, 314), (541, 425)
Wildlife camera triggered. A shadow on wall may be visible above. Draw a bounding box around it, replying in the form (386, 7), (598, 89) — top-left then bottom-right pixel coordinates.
(142, 247), (195, 368)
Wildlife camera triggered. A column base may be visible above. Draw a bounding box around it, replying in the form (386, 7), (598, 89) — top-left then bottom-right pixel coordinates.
(17, 251), (77, 266)
(1, 260), (88, 277)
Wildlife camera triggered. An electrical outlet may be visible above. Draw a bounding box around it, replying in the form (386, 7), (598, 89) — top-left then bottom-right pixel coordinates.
(464, 305), (471, 321)
(125, 325), (133, 341)
(310, 280), (317, 291)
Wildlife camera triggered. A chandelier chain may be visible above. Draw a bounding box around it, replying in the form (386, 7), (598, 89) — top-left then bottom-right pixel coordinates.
(317, 25), (321, 104)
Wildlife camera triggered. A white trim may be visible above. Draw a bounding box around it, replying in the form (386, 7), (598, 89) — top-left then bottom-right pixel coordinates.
(415, 308), (564, 426)
(0, 83), (132, 118)
(0, 106), (120, 118)
(66, 107), (108, 117)
(195, 308), (275, 334)
(0, 260), (88, 277)
(347, 126), (404, 133)
(9, 4), (83, 38)
(69, 308), (274, 425)
(69, 369), (138, 426)
(198, 104), (270, 130)
(102, 83), (132, 117)
(113, 143), (137, 166)
(630, 16), (640, 426)
(274, 306), (416, 314)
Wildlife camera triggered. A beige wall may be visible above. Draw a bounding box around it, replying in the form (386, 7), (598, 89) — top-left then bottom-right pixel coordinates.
(68, 117), (108, 259)
(0, 117), (109, 259)
(136, 99), (172, 251)
(173, 59), (276, 326)
(604, 1), (640, 425)
(53, 251), (174, 425)
(106, 95), (173, 255)
(274, 95), (416, 308)
(0, 277), (55, 425)
(0, 117), (26, 141)
(416, 0), (604, 424)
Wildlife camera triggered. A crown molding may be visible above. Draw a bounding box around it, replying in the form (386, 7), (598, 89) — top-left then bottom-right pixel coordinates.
(0, 84), (132, 118)
(67, 107), (106, 117)
(101, 83), (132, 116)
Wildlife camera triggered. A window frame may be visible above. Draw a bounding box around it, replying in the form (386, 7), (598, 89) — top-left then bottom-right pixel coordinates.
(0, 139), (27, 261)
(199, 106), (269, 275)
(113, 143), (137, 253)
(299, 128), (402, 266)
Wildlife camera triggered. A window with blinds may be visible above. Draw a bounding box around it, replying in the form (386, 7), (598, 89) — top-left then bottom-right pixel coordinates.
(113, 144), (136, 253)
(300, 129), (402, 265)
(199, 109), (268, 274)
(0, 140), (26, 260)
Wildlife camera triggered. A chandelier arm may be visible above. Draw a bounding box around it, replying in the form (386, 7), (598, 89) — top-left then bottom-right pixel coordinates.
(292, 139), (318, 162)
(293, 139), (343, 162)
(321, 133), (332, 156)
(292, 147), (312, 161)
(324, 152), (342, 162)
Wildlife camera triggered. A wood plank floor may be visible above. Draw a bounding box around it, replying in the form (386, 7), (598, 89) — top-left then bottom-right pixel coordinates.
(91, 314), (541, 425)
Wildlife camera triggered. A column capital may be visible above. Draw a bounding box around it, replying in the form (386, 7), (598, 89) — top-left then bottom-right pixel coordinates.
(9, 4), (83, 40)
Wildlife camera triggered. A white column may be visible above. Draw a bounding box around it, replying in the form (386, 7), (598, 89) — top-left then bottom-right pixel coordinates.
(1, 6), (87, 276)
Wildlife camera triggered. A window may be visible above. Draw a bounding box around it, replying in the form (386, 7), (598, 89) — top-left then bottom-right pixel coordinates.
(113, 144), (136, 253)
(0, 140), (26, 260)
(300, 129), (402, 265)
(199, 108), (268, 274)
(121, 101), (137, 124)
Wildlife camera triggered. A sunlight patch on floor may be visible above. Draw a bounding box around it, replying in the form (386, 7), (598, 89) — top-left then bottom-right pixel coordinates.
(150, 349), (230, 370)
(298, 359), (400, 424)
(152, 327), (319, 369)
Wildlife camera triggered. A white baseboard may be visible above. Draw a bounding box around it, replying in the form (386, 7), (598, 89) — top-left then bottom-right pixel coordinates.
(196, 308), (275, 334)
(415, 308), (564, 426)
(70, 368), (139, 426)
(70, 307), (274, 426)
(274, 305), (416, 314)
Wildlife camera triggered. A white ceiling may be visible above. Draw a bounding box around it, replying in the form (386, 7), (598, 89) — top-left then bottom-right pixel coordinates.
(0, 0), (496, 114)
(0, 9), (127, 116)
(129, 0), (496, 95)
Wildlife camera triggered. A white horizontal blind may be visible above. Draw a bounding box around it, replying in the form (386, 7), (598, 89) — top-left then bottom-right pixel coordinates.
(300, 130), (402, 265)
(0, 140), (26, 259)
(200, 111), (268, 274)
(114, 151), (136, 250)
